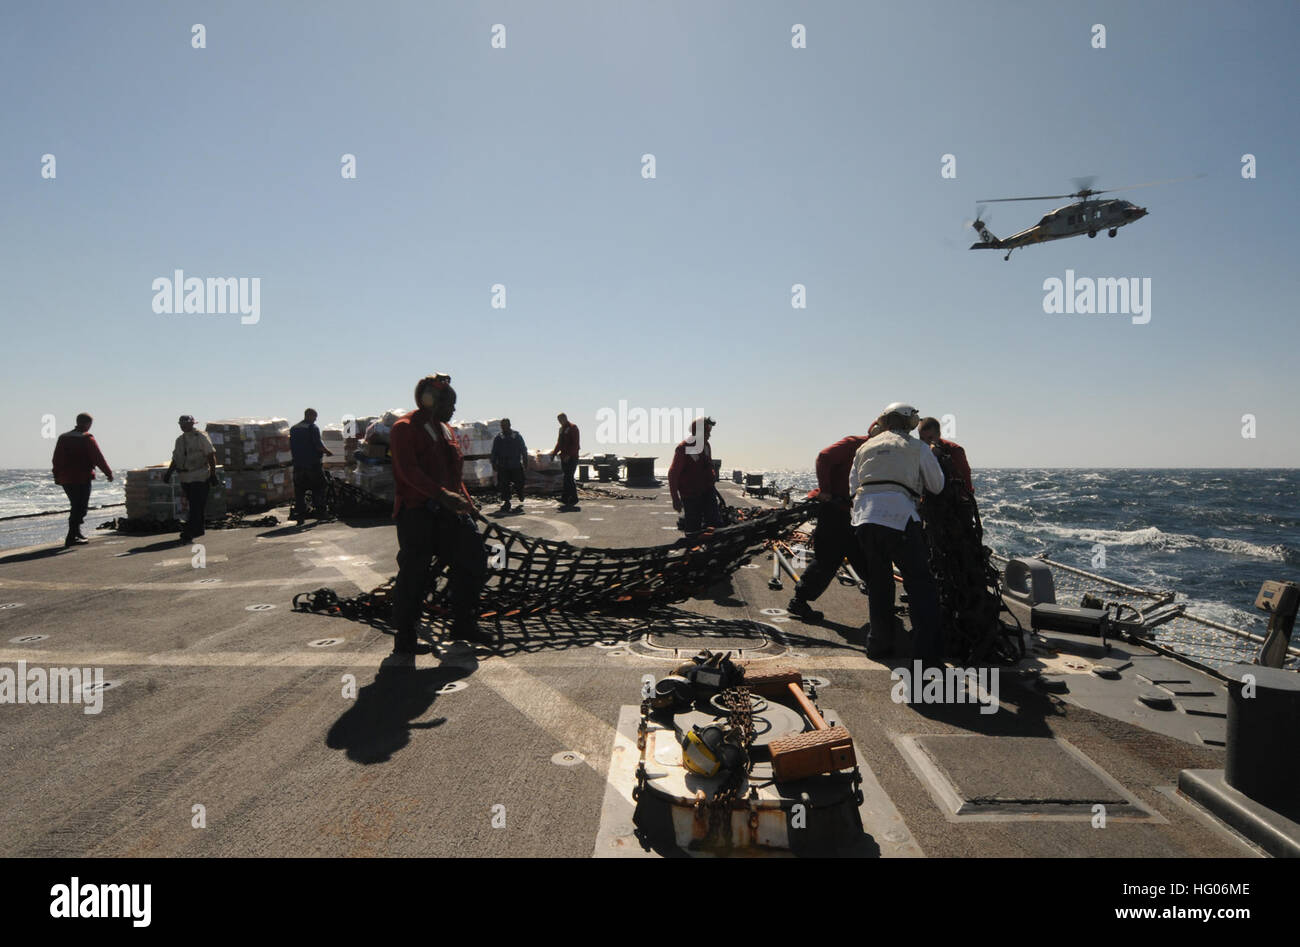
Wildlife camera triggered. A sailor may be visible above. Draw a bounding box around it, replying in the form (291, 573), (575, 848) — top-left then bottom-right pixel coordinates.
(668, 417), (720, 532)
(490, 418), (528, 513)
(388, 373), (490, 654)
(550, 412), (581, 508)
(163, 415), (218, 544)
(289, 408), (333, 522)
(786, 427), (878, 622)
(51, 413), (113, 548)
(918, 417), (974, 498)
(849, 403), (945, 665)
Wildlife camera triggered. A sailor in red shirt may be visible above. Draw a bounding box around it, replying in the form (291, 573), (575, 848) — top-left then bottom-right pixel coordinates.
(387, 374), (489, 653)
(51, 412), (113, 547)
(549, 413), (581, 507)
(918, 417), (974, 498)
(786, 425), (878, 622)
(668, 417), (719, 532)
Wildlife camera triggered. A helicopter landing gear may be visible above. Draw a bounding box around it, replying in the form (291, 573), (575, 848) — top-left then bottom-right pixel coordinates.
(1088, 230), (1097, 238)
(1108, 228), (1117, 237)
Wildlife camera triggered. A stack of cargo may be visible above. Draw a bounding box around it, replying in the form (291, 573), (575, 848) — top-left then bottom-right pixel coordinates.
(453, 419), (501, 491)
(525, 450), (563, 495)
(349, 408), (401, 503)
(321, 425), (347, 471)
(346, 415), (378, 463)
(205, 418), (292, 470)
(124, 466), (228, 523)
(203, 418), (293, 511)
(225, 467), (293, 510)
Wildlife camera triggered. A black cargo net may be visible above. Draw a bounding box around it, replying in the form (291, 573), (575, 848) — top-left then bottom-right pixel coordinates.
(919, 479), (1021, 665)
(297, 497), (811, 620)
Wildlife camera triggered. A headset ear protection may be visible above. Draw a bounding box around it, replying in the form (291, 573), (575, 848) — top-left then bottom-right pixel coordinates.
(420, 390), (436, 408)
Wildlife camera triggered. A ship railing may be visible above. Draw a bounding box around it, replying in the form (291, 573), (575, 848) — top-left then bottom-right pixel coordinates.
(989, 552), (1299, 673)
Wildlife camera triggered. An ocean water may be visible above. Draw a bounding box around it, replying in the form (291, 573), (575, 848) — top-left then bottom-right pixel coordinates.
(0, 469), (126, 550)
(762, 468), (1299, 634)
(3, 467), (1297, 635)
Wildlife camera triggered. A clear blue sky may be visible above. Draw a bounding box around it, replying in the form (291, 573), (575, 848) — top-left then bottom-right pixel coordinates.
(3, 1), (1297, 470)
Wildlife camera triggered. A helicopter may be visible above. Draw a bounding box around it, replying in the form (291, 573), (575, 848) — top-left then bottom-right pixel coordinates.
(969, 175), (1197, 261)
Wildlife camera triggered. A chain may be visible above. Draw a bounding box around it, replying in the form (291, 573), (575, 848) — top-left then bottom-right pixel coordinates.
(701, 685), (756, 843)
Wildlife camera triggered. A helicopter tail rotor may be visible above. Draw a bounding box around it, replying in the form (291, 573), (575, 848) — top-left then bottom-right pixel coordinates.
(967, 206), (999, 246)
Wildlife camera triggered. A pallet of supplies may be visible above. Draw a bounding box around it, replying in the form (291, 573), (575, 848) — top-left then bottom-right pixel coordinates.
(350, 465), (394, 502)
(462, 458), (495, 489)
(225, 468), (292, 511)
(205, 418), (291, 470)
(124, 466), (228, 522)
(452, 420), (497, 459)
(320, 425), (348, 470)
(525, 451), (563, 495)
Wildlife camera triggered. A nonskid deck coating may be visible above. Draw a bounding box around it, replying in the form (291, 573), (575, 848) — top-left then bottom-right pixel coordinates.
(0, 482), (1256, 857)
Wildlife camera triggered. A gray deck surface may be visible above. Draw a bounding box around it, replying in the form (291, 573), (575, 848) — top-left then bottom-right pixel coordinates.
(0, 482), (1256, 857)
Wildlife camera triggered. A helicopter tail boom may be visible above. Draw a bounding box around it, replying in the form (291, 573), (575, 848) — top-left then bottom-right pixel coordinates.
(969, 219), (1001, 249)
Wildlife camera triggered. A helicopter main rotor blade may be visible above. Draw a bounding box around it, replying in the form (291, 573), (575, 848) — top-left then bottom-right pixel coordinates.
(977, 194), (1074, 203)
(1090, 173), (1205, 195)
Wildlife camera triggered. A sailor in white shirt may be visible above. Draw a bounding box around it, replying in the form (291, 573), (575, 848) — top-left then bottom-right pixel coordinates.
(164, 415), (218, 543)
(849, 403), (945, 667)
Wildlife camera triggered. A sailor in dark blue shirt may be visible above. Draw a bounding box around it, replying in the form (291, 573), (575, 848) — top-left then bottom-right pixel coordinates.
(490, 418), (528, 512)
(289, 408), (333, 521)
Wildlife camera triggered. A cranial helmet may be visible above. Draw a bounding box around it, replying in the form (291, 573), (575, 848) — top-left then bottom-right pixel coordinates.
(881, 403), (920, 429)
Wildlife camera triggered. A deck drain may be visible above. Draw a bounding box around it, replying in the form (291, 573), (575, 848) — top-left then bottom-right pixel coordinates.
(594, 640), (626, 650)
(9, 634), (47, 644)
(760, 608), (788, 617)
(75, 679), (123, 697)
(197, 578), (222, 585)
(806, 675), (831, 689)
(741, 563), (760, 569)
(0, 603), (24, 610)
(589, 517), (604, 521)
(436, 681), (468, 695)
(246, 604), (277, 612)
(308, 638), (344, 648)
(552, 750), (586, 767)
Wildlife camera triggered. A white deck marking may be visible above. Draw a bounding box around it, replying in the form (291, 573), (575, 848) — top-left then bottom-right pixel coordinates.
(472, 662), (625, 794)
(0, 577), (306, 591)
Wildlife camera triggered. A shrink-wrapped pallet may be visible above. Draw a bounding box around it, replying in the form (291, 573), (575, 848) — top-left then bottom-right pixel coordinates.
(320, 425), (348, 469)
(205, 418), (291, 470)
(350, 465), (395, 502)
(124, 466), (228, 522)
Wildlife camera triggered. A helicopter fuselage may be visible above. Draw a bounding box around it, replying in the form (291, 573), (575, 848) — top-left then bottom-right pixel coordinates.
(971, 198), (1148, 257)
